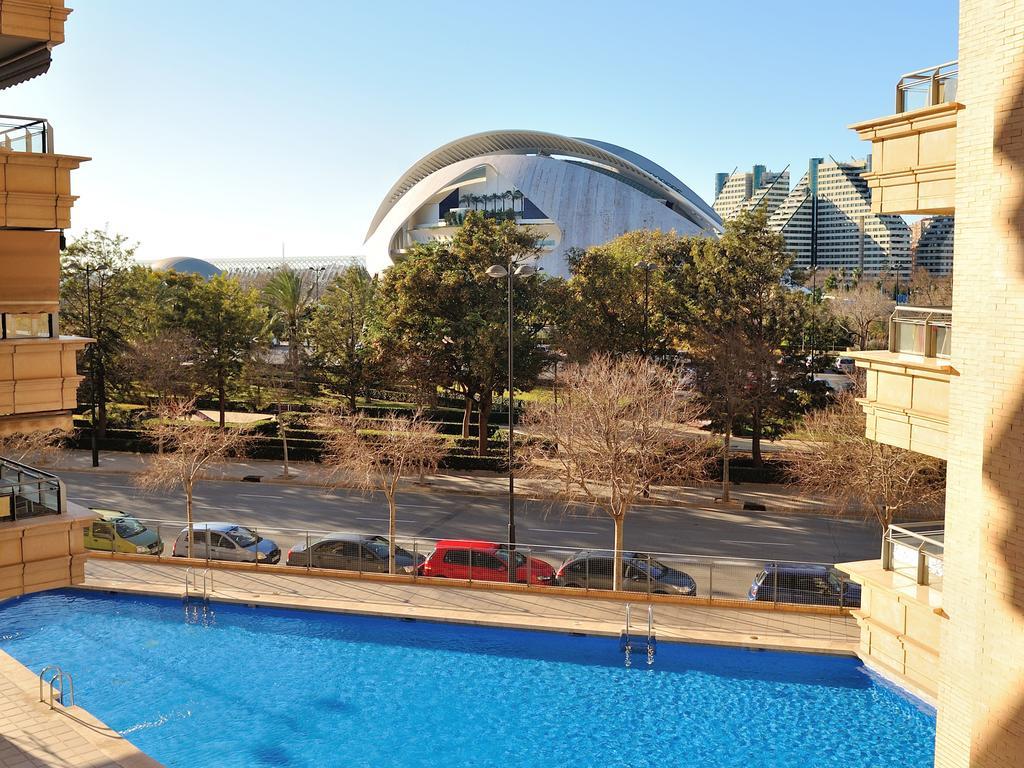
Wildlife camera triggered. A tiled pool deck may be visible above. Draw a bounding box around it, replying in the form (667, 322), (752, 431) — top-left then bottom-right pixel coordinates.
(0, 560), (858, 768)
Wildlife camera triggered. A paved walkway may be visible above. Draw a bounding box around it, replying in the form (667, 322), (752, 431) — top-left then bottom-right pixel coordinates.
(0, 652), (160, 768)
(47, 450), (845, 517)
(83, 559), (858, 654)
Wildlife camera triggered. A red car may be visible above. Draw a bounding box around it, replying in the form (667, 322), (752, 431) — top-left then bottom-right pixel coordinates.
(418, 540), (555, 585)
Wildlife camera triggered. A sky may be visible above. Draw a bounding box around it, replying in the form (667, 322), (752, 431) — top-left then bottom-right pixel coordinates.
(2, 0), (959, 263)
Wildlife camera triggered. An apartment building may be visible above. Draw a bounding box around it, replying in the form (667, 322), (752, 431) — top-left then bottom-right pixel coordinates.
(910, 215), (955, 275)
(768, 157), (912, 276)
(712, 165), (790, 221)
(840, 2), (1024, 764)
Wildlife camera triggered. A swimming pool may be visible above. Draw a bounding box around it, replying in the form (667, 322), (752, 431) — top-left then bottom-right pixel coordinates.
(0, 590), (934, 768)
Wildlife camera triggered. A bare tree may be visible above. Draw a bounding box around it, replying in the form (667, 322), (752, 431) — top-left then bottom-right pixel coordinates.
(136, 400), (250, 556)
(787, 390), (945, 531)
(827, 284), (895, 350)
(520, 355), (710, 590)
(129, 328), (197, 409)
(313, 408), (446, 574)
(0, 428), (70, 467)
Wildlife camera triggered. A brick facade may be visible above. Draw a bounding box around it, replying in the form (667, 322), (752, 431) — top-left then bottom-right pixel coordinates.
(935, 1), (1024, 765)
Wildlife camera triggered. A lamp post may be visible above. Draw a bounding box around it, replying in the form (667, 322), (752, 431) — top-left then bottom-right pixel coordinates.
(634, 260), (656, 356)
(485, 261), (536, 580)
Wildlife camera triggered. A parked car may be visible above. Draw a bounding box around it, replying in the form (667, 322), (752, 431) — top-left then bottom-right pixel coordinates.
(748, 563), (861, 607)
(418, 540), (555, 585)
(835, 356), (857, 375)
(555, 551), (697, 596)
(287, 533), (425, 573)
(171, 522), (280, 564)
(84, 509), (163, 555)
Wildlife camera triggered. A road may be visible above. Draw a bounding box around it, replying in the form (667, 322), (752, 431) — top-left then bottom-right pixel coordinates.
(61, 470), (880, 566)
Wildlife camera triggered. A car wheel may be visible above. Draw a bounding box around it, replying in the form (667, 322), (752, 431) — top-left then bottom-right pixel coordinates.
(653, 590), (668, 595)
(565, 583), (582, 589)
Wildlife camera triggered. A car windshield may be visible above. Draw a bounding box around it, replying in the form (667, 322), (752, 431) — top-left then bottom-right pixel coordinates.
(226, 527), (257, 548)
(632, 559), (667, 579)
(113, 517), (146, 538)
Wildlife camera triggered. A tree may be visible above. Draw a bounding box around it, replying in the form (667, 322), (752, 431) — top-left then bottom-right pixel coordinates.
(314, 408), (445, 574)
(60, 230), (157, 436)
(521, 355), (709, 590)
(307, 266), (377, 410)
(827, 283), (895, 350)
(556, 230), (688, 360)
(908, 267), (953, 307)
(129, 328), (198, 410)
(787, 390), (945, 531)
(262, 267), (315, 386)
(0, 428), (69, 467)
(137, 399), (251, 555)
(170, 275), (268, 427)
(369, 212), (552, 455)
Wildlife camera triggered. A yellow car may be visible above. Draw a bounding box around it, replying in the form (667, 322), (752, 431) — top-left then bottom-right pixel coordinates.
(83, 509), (164, 555)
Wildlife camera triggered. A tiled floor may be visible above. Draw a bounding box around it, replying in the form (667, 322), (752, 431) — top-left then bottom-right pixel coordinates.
(0, 652), (160, 768)
(83, 559), (859, 653)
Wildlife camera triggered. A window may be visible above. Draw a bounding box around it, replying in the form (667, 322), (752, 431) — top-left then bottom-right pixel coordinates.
(587, 558), (614, 579)
(92, 522), (114, 541)
(209, 532), (233, 549)
(471, 551), (504, 570)
(443, 549), (470, 566)
(2, 313), (52, 339)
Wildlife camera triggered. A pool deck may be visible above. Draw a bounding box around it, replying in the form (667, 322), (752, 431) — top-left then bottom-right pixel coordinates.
(0, 651), (161, 768)
(81, 559), (859, 654)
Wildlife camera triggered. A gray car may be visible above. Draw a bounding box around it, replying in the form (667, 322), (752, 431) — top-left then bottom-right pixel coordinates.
(556, 551), (698, 596)
(171, 522), (280, 564)
(287, 533), (425, 573)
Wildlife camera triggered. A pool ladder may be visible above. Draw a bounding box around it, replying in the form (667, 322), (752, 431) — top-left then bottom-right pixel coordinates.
(38, 665), (74, 710)
(184, 567), (214, 602)
(620, 604), (656, 667)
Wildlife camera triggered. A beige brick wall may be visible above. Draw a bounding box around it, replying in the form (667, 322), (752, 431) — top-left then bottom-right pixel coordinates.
(936, 1), (1024, 765)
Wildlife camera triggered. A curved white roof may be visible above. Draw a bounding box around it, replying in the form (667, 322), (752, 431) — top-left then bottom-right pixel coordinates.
(365, 129), (722, 242)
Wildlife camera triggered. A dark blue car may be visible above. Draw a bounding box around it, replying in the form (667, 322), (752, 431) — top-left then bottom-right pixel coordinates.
(748, 563), (861, 608)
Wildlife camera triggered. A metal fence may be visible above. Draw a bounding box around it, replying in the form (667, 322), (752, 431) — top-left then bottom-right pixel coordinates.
(0, 114), (52, 153)
(0, 458), (65, 521)
(82, 515), (859, 610)
(883, 521), (944, 590)
(895, 60), (958, 113)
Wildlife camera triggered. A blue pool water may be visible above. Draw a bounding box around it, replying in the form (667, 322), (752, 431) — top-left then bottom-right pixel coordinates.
(0, 590), (934, 768)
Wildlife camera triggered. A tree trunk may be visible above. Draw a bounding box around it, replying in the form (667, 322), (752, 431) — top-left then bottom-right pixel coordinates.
(186, 481), (194, 558)
(218, 371), (226, 428)
(721, 414), (732, 502)
(462, 396), (473, 439)
(387, 493), (397, 575)
(477, 391), (492, 457)
(347, 389), (357, 413)
(612, 514), (625, 591)
(751, 406), (763, 468)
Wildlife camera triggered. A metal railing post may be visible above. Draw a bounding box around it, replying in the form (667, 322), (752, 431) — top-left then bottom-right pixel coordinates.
(708, 561), (714, 604)
(917, 544), (929, 586)
(772, 563), (779, 607)
(412, 540), (418, 582)
(305, 531), (311, 572)
(526, 547), (532, 586)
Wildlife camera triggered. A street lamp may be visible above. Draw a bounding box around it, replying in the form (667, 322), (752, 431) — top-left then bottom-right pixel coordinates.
(485, 261), (537, 580)
(634, 260), (656, 356)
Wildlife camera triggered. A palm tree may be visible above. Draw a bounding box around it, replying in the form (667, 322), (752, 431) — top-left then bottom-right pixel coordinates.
(512, 189), (524, 215)
(503, 190), (513, 212)
(262, 267), (314, 387)
(459, 194), (471, 210)
(489, 193), (499, 212)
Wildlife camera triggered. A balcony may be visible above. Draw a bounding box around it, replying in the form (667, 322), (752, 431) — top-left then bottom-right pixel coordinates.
(0, 335), (88, 433)
(850, 307), (955, 459)
(0, 114), (87, 229)
(850, 61), (961, 215)
(0, 1), (71, 90)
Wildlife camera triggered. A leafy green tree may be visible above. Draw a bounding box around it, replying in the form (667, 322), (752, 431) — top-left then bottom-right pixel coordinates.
(555, 231), (689, 360)
(60, 230), (159, 436)
(370, 212), (552, 455)
(307, 266), (377, 410)
(262, 267), (315, 386)
(169, 275), (268, 427)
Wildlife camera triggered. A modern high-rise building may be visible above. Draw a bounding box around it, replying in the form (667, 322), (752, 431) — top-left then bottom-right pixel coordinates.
(909, 215), (955, 275)
(0, 2), (89, 437)
(842, 2), (1024, 763)
(712, 165), (790, 221)
(768, 158), (911, 276)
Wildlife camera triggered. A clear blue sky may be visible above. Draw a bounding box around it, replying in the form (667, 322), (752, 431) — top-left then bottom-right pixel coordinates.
(2, 0), (958, 263)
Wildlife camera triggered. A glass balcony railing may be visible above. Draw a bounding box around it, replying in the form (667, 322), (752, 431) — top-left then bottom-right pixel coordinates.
(895, 61), (958, 113)
(889, 306), (952, 359)
(0, 457), (65, 521)
(0, 114), (52, 153)
(883, 522), (944, 590)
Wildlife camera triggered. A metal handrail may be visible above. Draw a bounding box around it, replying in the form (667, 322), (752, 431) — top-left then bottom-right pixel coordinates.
(896, 60), (958, 113)
(889, 306), (952, 359)
(882, 522), (944, 586)
(38, 664), (74, 709)
(0, 457), (65, 521)
(0, 114), (53, 154)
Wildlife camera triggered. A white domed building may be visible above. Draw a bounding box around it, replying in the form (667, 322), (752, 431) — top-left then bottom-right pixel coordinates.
(364, 130), (722, 278)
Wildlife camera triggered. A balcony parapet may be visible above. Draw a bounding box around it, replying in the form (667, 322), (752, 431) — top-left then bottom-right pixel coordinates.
(850, 61), (961, 215)
(0, 1), (70, 47)
(0, 146), (87, 229)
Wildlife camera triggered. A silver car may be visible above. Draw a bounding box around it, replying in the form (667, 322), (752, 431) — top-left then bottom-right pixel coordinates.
(171, 522), (281, 564)
(287, 533), (425, 573)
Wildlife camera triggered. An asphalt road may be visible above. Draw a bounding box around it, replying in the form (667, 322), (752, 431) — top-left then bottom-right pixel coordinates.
(61, 470), (881, 567)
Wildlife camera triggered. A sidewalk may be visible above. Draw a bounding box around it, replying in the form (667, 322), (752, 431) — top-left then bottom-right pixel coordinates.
(46, 450), (844, 517)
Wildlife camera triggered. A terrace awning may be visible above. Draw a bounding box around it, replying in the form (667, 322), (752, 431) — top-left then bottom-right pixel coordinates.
(0, 43), (51, 91)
